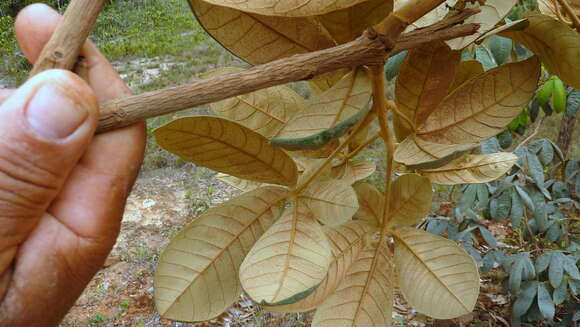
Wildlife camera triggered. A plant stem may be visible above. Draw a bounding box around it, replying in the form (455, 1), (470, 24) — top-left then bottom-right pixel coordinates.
(556, 0), (580, 30)
(291, 109), (375, 195)
(30, 0), (106, 76)
(370, 66), (396, 234)
(339, 132), (382, 166)
(97, 9), (480, 133)
(388, 99), (417, 133)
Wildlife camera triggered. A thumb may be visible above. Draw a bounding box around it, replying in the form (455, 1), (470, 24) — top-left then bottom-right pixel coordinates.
(0, 69), (98, 255)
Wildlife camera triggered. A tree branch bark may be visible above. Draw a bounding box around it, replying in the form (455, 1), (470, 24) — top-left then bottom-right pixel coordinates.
(29, 0), (106, 76)
(97, 9), (481, 133)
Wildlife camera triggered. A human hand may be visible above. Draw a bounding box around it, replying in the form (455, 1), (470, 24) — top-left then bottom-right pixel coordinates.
(0, 4), (146, 326)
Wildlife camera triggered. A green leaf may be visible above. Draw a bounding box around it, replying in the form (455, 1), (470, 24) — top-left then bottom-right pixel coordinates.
(510, 190), (523, 228)
(497, 130), (513, 149)
(534, 202), (549, 233)
(478, 226), (497, 248)
(509, 258), (524, 293)
(480, 137), (500, 154)
(512, 281), (538, 318)
(459, 184), (478, 210)
(386, 51), (407, 81)
(563, 255), (580, 279)
(548, 252), (564, 288)
(535, 252), (551, 274)
(526, 151), (544, 185)
(475, 45), (498, 71)
(490, 191), (511, 222)
(488, 35), (512, 65)
(476, 184), (489, 209)
(539, 140), (554, 166)
(515, 185), (535, 211)
(566, 88), (580, 117)
(546, 221), (561, 243)
(573, 310), (580, 322)
(537, 283), (555, 320)
(552, 279), (568, 305)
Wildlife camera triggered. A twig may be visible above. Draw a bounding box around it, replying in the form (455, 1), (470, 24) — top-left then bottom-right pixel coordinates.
(30, 0), (106, 76)
(339, 132), (382, 165)
(514, 115), (545, 151)
(96, 9), (481, 133)
(370, 66), (396, 233)
(291, 109), (375, 196)
(556, 0), (580, 30)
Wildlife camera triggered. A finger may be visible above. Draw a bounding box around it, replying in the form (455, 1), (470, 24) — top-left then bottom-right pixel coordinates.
(0, 69), (98, 252)
(0, 90), (15, 105)
(15, 4), (146, 237)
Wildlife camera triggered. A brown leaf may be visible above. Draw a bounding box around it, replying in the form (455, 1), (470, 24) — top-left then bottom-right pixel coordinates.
(450, 60), (484, 91)
(394, 135), (477, 169)
(154, 116), (298, 186)
(300, 179), (359, 226)
(317, 0), (393, 44)
(501, 14), (580, 89)
(276, 68), (372, 139)
(394, 42), (461, 141)
(387, 174), (433, 229)
(199, 0), (370, 17)
(239, 202), (332, 305)
(311, 245), (394, 327)
(419, 153), (518, 185)
(331, 159), (376, 184)
(416, 56), (540, 144)
(189, 0), (334, 65)
(353, 182), (383, 226)
(263, 221), (374, 312)
(202, 67), (305, 138)
(154, 187), (287, 321)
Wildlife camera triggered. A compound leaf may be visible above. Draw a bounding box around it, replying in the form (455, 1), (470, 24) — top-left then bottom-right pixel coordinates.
(216, 173), (264, 192)
(548, 252), (564, 288)
(311, 245), (394, 327)
(387, 174), (433, 229)
(394, 41), (461, 141)
(419, 153), (518, 185)
(416, 57), (540, 144)
(450, 60), (485, 91)
(155, 116), (298, 186)
(353, 182), (383, 226)
(200, 0), (370, 17)
(318, 0), (393, 44)
(265, 221), (374, 312)
(276, 68), (372, 139)
(154, 187), (287, 321)
(501, 14), (580, 89)
(300, 179), (359, 226)
(446, 0), (518, 50)
(512, 281), (538, 318)
(330, 160), (376, 185)
(239, 202), (332, 305)
(189, 0), (334, 65)
(393, 227), (480, 319)
(202, 67), (304, 138)
(394, 135), (477, 169)
(537, 283), (555, 320)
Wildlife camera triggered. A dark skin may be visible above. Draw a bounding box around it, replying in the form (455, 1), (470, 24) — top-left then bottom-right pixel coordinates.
(0, 4), (146, 326)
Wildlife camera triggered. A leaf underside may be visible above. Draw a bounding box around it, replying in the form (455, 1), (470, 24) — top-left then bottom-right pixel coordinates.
(154, 116), (298, 187)
(154, 187), (287, 322)
(239, 202), (332, 305)
(417, 56), (540, 144)
(394, 227), (480, 319)
(419, 153), (518, 185)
